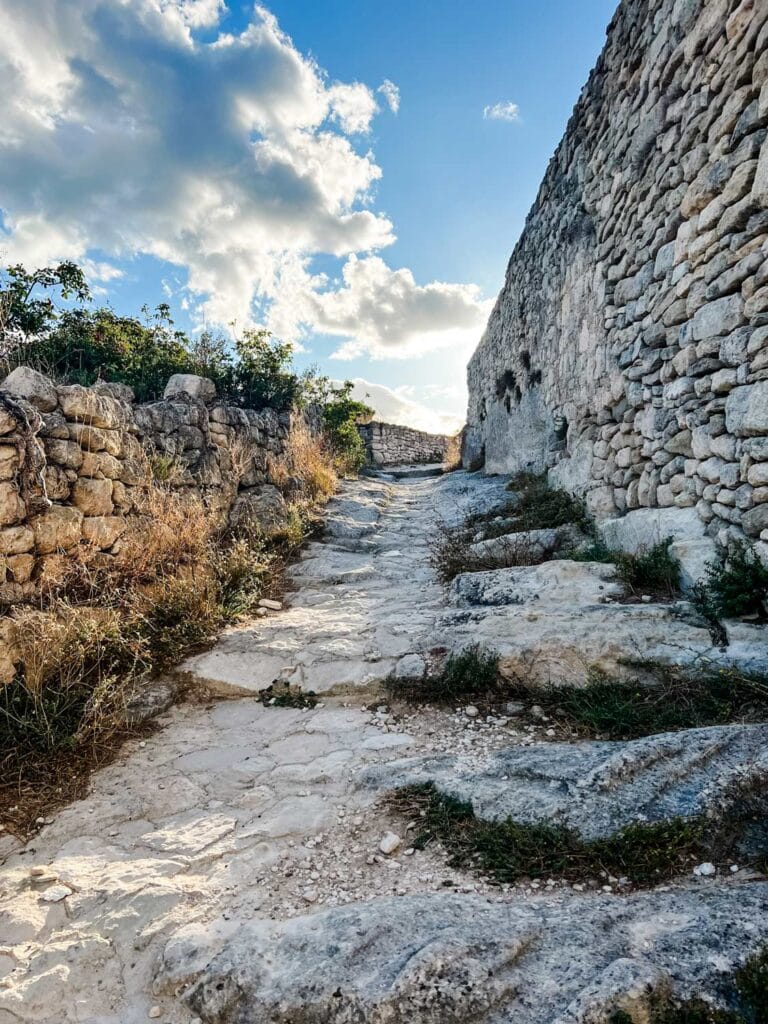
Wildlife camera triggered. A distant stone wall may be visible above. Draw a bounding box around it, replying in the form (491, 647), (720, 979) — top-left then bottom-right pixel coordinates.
(465, 0), (768, 558)
(358, 421), (454, 467)
(0, 368), (318, 615)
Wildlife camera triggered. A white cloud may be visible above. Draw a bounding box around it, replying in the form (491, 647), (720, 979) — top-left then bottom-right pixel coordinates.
(339, 378), (464, 435)
(483, 101), (520, 122)
(0, 0), (486, 367)
(377, 79), (400, 114)
(0, 1), (390, 327)
(268, 254), (491, 359)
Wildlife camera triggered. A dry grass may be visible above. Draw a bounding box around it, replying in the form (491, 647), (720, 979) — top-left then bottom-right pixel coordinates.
(271, 421), (338, 501)
(429, 516), (546, 583)
(0, 481), (302, 833)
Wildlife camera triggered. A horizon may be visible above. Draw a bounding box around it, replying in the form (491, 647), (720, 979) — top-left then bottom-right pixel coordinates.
(0, 0), (617, 433)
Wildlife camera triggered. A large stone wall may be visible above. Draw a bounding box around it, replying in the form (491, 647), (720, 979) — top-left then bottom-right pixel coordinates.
(358, 421), (454, 467)
(465, 0), (768, 557)
(0, 368), (314, 610)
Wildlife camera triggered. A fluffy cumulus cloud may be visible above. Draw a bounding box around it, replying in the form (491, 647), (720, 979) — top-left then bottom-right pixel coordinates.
(269, 255), (491, 360)
(339, 378), (464, 435)
(483, 101), (520, 122)
(0, 0), (488, 370)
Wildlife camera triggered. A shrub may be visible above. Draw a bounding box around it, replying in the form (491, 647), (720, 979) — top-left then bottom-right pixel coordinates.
(322, 382), (373, 475)
(613, 538), (681, 599)
(696, 541), (768, 622)
(505, 665), (768, 740)
(386, 644), (501, 704)
(390, 782), (707, 886)
(258, 681), (318, 709)
(277, 421), (337, 501)
(571, 538), (682, 600)
(429, 517), (544, 582)
(505, 473), (592, 534)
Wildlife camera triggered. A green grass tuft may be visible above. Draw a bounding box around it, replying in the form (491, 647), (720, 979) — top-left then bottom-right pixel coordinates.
(386, 644), (501, 704)
(390, 782), (707, 886)
(507, 665), (768, 740)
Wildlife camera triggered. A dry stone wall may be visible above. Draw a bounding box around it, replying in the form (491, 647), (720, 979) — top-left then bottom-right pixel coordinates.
(358, 421), (453, 467)
(465, 0), (768, 562)
(0, 367), (312, 614)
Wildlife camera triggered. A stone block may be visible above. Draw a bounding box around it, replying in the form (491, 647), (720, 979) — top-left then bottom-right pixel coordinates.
(725, 383), (768, 436)
(81, 516), (127, 549)
(30, 505), (83, 553)
(0, 483), (25, 526)
(71, 478), (114, 516)
(2, 367), (58, 412)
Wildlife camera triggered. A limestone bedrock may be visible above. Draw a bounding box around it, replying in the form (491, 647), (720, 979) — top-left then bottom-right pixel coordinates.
(1, 471), (767, 1024)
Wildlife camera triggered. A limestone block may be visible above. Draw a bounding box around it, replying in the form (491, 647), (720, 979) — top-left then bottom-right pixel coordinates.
(43, 464), (73, 501)
(7, 552), (34, 583)
(747, 463), (768, 487)
(725, 382), (768, 436)
(163, 374), (217, 403)
(68, 422), (123, 456)
(1, 367), (58, 412)
(229, 484), (289, 538)
(58, 384), (124, 429)
(71, 478), (114, 516)
(691, 295), (744, 341)
(743, 503), (768, 537)
(81, 516), (127, 549)
(598, 506), (716, 589)
(44, 438), (84, 470)
(31, 505), (83, 553)
(80, 450), (123, 479)
(0, 525), (34, 555)
(0, 483), (25, 526)
(0, 444), (19, 481)
(753, 136), (768, 207)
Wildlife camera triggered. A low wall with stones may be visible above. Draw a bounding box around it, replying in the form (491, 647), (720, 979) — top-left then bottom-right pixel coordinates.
(0, 367), (317, 624)
(358, 421), (454, 467)
(465, 0), (768, 565)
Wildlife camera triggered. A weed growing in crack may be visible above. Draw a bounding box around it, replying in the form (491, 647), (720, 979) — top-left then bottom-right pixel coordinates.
(258, 681), (318, 709)
(505, 665), (768, 740)
(571, 538), (682, 600)
(389, 782), (707, 886)
(385, 644), (502, 704)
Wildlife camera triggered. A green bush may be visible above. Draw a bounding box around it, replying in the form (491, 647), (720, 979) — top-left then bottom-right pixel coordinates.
(614, 539), (681, 599)
(321, 382), (372, 474)
(696, 541), (768, 622)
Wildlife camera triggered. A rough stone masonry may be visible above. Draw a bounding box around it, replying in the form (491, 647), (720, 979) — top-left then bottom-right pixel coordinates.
(464, 0), (768, 564)
(358, 421), (454, 467)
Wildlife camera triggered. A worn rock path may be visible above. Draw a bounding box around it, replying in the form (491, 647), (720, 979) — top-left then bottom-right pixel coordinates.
(1, 471), (767, 1024)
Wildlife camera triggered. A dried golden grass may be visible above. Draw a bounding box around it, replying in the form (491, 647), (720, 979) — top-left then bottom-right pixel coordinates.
(270, 421), (337, 502)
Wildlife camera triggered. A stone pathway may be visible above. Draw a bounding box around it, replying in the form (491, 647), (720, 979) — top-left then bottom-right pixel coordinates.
(1, 470), (767, 1023)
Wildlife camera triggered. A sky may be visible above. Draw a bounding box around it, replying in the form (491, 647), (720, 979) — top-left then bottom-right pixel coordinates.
(0, 0), (617, 433)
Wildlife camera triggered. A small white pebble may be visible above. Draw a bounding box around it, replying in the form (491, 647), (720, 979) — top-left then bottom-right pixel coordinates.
(379, 832), (401, 855)
(148, 1007), (161, 1020)
(693, 862), (717, 877)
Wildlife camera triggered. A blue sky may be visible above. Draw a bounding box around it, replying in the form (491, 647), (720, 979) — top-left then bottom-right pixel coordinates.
(0, 0), (616, 431)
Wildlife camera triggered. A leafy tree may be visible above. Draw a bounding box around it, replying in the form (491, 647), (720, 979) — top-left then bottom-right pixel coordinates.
(0, 261), (90, 341)
(322, 381), (373, 473)
(222, 328), (304, 411)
